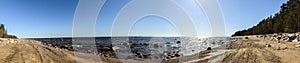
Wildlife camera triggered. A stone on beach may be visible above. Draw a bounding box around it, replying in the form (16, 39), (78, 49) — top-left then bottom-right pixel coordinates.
(112, 46), (120, 52)
(265, 44), (271, 47)
(258, 33), (300, 44)
(245, 37), (249, 39)
(296, 45), (300, 48)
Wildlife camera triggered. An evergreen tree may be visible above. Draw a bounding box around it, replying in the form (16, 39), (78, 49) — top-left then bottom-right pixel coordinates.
(233, 0), (300, 36)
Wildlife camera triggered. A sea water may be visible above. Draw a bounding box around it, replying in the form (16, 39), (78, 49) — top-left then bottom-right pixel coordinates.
(32, 37), (235, 58)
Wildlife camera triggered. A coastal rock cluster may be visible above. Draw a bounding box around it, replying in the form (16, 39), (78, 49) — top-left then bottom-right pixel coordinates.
(0, 24), (17, 38)
(257, 33), (300, 47)
(258, 33), (300, 42)
(113, 40), (182, 60)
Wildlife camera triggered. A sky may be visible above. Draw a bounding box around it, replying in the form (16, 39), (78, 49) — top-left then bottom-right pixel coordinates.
(0, 0), (288, 38)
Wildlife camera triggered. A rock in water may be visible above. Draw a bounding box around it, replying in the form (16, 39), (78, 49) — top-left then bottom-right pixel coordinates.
(207, 47), (212, 50)
(176, 41), (181, 44)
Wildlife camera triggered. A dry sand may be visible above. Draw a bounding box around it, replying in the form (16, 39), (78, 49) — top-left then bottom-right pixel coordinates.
(192, 36), (300, 63)
(0, 38), (100, 63)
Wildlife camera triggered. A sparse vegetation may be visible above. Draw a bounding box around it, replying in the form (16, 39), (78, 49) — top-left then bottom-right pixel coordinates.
(1, 46), (20, 63)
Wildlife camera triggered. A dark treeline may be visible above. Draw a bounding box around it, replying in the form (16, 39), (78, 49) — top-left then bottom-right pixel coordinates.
(0, 24), (17, 38)
(233, 0), (300, 36)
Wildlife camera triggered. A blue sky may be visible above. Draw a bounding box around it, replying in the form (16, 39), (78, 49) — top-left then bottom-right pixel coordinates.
(0, 0), (287, 38)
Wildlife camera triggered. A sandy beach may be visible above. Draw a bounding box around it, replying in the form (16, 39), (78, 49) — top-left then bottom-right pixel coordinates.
(0, 38), (102, 63)
(189, 36), (300, 63)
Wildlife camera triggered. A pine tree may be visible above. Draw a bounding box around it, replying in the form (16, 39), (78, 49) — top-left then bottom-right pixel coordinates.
(233, 0), (300, 36)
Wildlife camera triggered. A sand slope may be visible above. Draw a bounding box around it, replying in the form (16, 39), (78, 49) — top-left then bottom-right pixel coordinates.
(214, 36), (300, 63)
(181, 36), (300, 63)
(0, 38), (100, 63)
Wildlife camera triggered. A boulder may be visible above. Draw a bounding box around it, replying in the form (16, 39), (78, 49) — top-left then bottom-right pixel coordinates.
(176, 41), (181, 44)
(245, 37), (249, 39)
(112, 46), (120, 52)
(174, 54), (180, 57)
(207, 47), (212, 50)
(287, 36), (297, 42)
(292, 39), (299, 42)
(296, 45), (300, 48)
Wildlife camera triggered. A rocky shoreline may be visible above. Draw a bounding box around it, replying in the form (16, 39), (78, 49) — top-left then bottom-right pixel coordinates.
(2, 33), (300, 63)
(248, 33), (300, 48)
(160, 33), (300, 63)
(191, 34), (300, 63)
